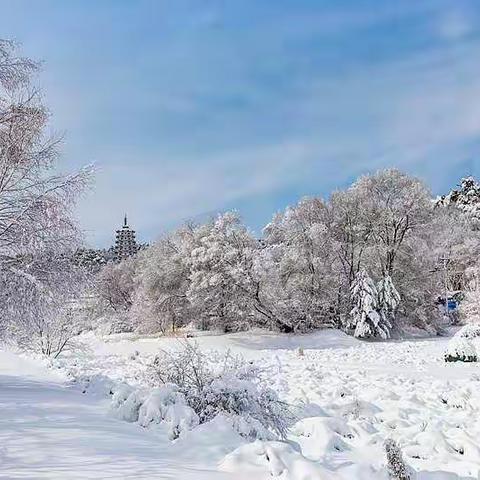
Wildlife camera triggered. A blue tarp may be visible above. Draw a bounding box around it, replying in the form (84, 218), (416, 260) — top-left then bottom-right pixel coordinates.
(447, 299), (458, 311)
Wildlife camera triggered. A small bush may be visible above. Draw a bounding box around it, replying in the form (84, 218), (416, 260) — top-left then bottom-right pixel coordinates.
(151, 342), (293, 439)
(111, 384), (145, 423)
(138, 385), (199, 439)
(444, 337), (477, 363)
(109, 382), (199, 439)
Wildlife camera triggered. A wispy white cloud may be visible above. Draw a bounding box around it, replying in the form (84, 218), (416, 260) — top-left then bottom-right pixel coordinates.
(436, 8), (476, 41)
(4, 0), (480, 246)
(77, 140), (317, 245)
(78, 30), (480, 246)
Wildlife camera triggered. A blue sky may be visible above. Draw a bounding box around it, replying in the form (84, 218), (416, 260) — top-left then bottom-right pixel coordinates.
(1, 0), (480, 247)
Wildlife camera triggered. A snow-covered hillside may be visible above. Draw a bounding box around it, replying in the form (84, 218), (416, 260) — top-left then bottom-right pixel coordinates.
(1, 330), (479, 479)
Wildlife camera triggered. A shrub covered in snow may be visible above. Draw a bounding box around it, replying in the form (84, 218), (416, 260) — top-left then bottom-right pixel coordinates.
(384, 439), (412, 480)
(201, 375), (290, 439)
(151, 342), (293, 439)
(111, 384), (145, 422)
(108, 382), (199, 440)
(444, 336), (477, 363)
(138, 385), (199, 439)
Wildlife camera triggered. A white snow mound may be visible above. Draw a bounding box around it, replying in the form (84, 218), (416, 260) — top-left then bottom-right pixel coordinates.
(444, 337), (477, 362)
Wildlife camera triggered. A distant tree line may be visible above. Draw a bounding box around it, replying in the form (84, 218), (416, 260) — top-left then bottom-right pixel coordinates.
(92, 170), (480, 338)
(2, 39), (480, 359)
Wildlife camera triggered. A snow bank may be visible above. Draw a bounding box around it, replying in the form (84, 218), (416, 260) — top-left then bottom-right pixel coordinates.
(170, 414), (245, 462)
(219, 440), (337, 480)
(456, 323), (480, 339)
(290, 417), (353, 461)
(78, 373), (117, 396)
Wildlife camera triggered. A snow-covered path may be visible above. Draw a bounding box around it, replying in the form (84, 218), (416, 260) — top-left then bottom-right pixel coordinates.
(0, 351), (242, 480)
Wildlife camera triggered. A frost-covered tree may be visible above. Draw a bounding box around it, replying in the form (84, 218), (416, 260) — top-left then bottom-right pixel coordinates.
(0, 40), (91, 352)
(342, 170), (444, 333)
(391, 234), (443, 333)
(92, 257), (137, 332)
(0, 40), (90, 256)
(351, 169), (432, 277)
(263, 197), (341, 330)
(377, 275), (400, 327)
(433, 177), (480, 326)
(349, 269), (390, 339)
(96, 258), (136, 313)
(119, 211), (312, 335)
(131, 229), (192, 334)
(433, 190), (480, 292)
(0, 252), (91, 357)
(326, 187), (374, 287)
(73, 247), (112, 273)
(247, 242), (298, 333)
(259, 170), (443, 334)
(183, 212), (256, 331)
(436, 176), (480, 225)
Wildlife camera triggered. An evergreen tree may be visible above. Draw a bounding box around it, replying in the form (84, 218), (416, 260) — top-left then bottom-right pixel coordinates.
(436, 176), (480, 221)
(349, 269), (391, 339)
(377, 275), (401, 330)
(73, 248), (111, 273)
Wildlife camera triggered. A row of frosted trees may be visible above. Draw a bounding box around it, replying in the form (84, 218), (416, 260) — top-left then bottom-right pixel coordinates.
(2, 39), (479, 357)
(94, 169), (480, 339)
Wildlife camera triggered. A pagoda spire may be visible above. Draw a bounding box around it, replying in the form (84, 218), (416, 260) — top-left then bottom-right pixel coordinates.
(113, 215), (138, 262)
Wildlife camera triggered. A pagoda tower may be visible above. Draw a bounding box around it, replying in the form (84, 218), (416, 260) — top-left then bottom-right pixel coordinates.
(114, 215), (138, 262)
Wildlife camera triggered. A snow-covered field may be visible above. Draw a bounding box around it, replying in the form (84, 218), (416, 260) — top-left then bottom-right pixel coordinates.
(1, 329), (479, 479)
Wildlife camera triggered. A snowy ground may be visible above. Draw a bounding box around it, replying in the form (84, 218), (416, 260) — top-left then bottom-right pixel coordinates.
(1, 329), (479, 479)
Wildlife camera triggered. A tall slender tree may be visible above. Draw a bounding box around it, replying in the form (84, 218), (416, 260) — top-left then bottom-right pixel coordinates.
(0, 40), (91, 354)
